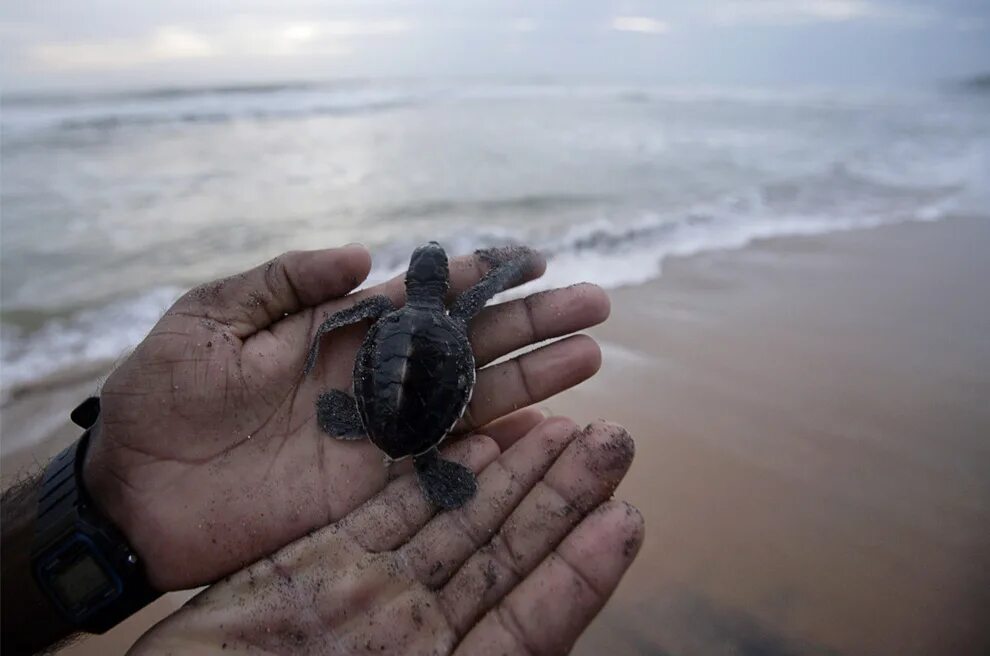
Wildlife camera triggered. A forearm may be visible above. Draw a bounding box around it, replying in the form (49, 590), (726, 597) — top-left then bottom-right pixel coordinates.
(2, 473), (79, 655)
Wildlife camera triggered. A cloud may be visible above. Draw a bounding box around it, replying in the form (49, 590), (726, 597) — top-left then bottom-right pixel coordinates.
(710, 0), (935, 27)
(30, 27), (215, 70)
(24, 18), (411, 71)
(611, 16), (671, 34)
(2, 1), (984, 90)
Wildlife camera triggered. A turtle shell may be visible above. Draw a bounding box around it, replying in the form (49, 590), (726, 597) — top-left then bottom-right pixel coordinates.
(353, 307), (475, 460)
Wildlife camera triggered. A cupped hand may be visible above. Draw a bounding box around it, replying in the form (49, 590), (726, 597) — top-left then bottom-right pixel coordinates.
(84, 245), (610, 590)
(128, 417), (642, 655)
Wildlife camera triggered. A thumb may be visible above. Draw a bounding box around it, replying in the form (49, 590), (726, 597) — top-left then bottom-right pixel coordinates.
(171, 244), (372, 338)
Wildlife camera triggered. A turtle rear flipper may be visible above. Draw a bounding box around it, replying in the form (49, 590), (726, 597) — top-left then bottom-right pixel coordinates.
(414, 448), (477, 510)
(316, 390), (365, 439)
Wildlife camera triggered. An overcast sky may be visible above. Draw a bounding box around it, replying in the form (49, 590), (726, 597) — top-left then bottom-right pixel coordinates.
(2, 0), (988, 91)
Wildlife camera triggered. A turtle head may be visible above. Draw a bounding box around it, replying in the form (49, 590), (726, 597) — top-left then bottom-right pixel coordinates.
(406, 241), (449, 307)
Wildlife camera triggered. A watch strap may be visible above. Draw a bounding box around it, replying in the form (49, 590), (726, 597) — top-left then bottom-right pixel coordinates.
(34, 436), (88, 554)
(32, 399), (161, 633)
(70, 395), (101, 430)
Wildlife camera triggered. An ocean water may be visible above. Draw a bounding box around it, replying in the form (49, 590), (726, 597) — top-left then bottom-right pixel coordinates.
(1, 81), (988, 392)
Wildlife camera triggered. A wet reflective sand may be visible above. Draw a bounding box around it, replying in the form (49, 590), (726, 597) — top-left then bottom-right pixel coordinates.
(556, 218), (990, 655)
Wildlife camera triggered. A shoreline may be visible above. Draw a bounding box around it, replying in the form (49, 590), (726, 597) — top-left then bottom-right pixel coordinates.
(2, 215), (988, 655)
(1, 214), (978, 464)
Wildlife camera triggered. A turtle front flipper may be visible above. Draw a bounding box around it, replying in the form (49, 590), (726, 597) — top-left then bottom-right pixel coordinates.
(413, 447), (478, 510)
(316, 390), (365, 439)
(305, 295), (394, 374)
(449, 247), (541, 321)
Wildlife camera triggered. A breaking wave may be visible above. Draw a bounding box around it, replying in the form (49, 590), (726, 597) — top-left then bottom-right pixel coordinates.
(2, 81), (986, 394)
(3, 171), (966, 396)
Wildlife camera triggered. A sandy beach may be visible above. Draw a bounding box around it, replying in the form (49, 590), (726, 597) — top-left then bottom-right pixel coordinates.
(562, 216), (990, 655)
(3, 216), (988, 655)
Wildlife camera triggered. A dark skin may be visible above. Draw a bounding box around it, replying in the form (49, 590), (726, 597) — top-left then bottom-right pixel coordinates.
(1, 244), (613, 653)
(131, 417), (643, 655)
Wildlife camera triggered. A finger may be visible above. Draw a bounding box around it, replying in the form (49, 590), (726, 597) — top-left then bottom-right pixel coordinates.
(475, 407), (547, 451)
(453, 500), (644, 656)
(469, 283), (611, 367)
(439, 422), (634, 636)
(268, 247), (547, 370)
(333, 408), (549, 552)
(375, 408), (543, 493)
(171, 245), (372, 338)
(336, 434), (501, 553)
(356, 248), (547, 309)
(398, 417), (581, 586)
(459, 335), (602, 432)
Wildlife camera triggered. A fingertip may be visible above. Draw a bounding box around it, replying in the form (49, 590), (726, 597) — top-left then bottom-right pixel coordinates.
(558, 499), (645, 587)
(608, 500), (646, 560)
(443, 433), (501, 473)
(621, 500), (646, 537)
(517, 406), (548, 424)
(579, 283), (611, 323)
(335, 243), (373, 284)
(477, 407), (546, 450)
(529, 248), (548, 279)
(542, 334), (603, 379)
(543, 421), (633, 508)
(528, 415), (583, 457)
(543, 282), (610, 330)
(290, 245), (373, 307)
(539, 414), (581, 435)
(573, 334), (603, 378)
(585, 419), (634, 452)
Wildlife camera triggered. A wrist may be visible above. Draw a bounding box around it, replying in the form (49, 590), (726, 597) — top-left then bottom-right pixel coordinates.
(2, 474), (77, 654)
(81, 419), (125, 529)
(80, 419), (154, 584)
(30, 419), (162, 634)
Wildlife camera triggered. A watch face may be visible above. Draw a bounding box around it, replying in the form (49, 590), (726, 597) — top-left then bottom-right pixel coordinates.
(38, 535), (122, 617)
(52, 550), (112, 608)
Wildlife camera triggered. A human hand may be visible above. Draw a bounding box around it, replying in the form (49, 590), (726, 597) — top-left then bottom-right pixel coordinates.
(128, 417), (642, 655)
(84, 245), (610, 590)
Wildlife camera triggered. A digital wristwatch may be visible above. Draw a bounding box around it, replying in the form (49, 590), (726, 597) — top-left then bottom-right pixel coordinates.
(31, 397), (161, 633)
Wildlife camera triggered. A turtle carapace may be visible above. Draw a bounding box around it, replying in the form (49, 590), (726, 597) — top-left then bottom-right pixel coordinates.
(304, 242), (539, 510)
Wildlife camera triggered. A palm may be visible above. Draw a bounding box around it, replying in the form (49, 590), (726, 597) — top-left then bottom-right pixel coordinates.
(128, 419), (642, 656)
(84, 246), (609, 590)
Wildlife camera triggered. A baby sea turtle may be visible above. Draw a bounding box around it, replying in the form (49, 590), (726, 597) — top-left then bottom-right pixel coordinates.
(304, 242), (539, 510)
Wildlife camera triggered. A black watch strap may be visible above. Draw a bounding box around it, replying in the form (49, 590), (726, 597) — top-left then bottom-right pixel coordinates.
(34, 436), (89, 556)
(32, 397), (161, 634)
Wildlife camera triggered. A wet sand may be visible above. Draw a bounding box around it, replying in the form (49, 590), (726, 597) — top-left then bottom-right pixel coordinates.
(558, 216), (990, 656)
(3, 216), (989, 654)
